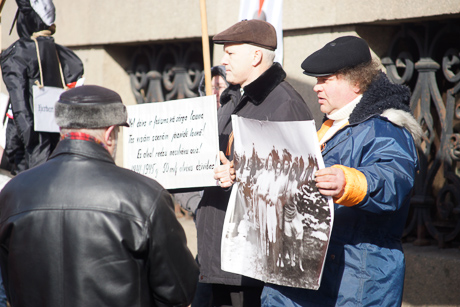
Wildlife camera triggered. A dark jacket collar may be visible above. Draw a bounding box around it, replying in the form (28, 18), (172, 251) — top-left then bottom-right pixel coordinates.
(243, 62), (286, 105)
(220, 62), (286, 107)
(348, 72), (411, 124)
(220, 84), (241, 107)
(49, 138), (115, 164)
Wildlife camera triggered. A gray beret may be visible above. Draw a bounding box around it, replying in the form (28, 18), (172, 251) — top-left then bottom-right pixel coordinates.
(55, 85), (129, 129)
(301, 36), (372, 77)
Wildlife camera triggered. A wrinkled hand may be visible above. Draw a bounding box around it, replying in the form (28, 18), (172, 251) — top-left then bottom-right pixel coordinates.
(315, 167), (345, 198)
(214, 151), (235, 188)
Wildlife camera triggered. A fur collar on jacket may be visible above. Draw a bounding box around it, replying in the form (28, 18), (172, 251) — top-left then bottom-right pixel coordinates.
(220, 62), (286, 107)
(243, 62), (286, 105)
(349, 72), (422, 141)
(220, 84), (241, 107)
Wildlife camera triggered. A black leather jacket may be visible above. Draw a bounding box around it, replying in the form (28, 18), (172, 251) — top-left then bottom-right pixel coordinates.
(0, 139), (198, 307)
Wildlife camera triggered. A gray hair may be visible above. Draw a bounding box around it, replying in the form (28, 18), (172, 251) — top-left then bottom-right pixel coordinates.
(248, 44), (276, 65)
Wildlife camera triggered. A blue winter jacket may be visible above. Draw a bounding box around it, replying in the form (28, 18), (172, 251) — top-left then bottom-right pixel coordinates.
(319, 116), (418, 306)
(263, 72), (420, 307)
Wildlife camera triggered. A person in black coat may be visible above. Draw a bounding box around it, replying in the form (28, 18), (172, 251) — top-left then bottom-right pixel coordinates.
(195, 19), (314, 307)
(0, 85), (199, 307)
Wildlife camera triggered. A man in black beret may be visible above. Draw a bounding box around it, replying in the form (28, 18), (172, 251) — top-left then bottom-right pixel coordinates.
(195, 19), (314, 307)
(261, 36), (421, 306)
(0, 85), (199, 307)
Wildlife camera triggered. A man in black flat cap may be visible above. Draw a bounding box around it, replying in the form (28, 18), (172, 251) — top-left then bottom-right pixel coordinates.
(261, 36), (421, 306)
(0, 85), (199, 307)
(195, 19), (313, 307)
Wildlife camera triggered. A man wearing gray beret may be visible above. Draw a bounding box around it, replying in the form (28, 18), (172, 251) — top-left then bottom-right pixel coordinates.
(0, 85), (199, 307)
(196, 19), (314, 306)
(262, 36), (421, 306)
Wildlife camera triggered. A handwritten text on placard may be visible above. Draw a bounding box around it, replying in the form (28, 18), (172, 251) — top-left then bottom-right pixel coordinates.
(123, 96), (219, 189)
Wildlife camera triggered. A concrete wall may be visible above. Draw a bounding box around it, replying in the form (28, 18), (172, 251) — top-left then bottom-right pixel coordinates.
(403, 244), (460, 307)
(3, 0), (460, 47)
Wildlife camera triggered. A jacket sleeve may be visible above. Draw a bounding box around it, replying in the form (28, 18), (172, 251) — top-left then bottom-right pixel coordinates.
(340, 125), (418, 214)
(147, 189), (199, 307)
(331, 164), (367, 206)
(1, 43), (36, 147)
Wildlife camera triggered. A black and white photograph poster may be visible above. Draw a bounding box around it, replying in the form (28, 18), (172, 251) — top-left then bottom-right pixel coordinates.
(221, 116), (334, 290)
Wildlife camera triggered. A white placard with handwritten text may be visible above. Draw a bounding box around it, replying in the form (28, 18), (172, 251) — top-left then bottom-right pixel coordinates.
(123, 96), (219, 189)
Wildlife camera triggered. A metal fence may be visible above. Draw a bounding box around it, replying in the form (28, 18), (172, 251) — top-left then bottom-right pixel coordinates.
(382, 21), (460, 248)
(128, 42), (204, 104)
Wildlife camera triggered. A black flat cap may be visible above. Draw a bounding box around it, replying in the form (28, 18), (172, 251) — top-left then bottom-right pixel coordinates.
(301, 36), (371, 77)
(55, 85), (129, 129)
(213, 19), (277, 51)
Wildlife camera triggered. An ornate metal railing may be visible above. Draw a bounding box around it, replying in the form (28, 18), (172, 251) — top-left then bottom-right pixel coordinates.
(382, 21), (460, 248)
(128, 42), (204, 104)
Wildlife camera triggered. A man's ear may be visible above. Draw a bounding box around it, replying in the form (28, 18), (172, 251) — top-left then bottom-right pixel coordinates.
(252, 49), (263, 67)
(104, 125), (116, 146)
(353, 83), (362, 94)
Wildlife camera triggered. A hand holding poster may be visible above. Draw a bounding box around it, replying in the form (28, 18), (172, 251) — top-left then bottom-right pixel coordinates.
(221, 116), (334, 290)
(123, 96), (219, 189)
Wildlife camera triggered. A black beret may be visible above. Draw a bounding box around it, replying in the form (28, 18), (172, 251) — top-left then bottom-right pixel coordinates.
(301, 36), (371, 77)
(55, 85), (129, 129)
(213, 19), (277, 51)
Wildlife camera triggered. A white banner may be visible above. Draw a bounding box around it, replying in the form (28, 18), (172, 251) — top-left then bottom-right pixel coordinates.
(123, 96), (220, 190)
(33, 85), (64, 133)
(239, 0), (284, 64)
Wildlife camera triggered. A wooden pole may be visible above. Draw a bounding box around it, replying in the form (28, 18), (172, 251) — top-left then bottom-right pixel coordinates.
(0, 0), (5, 63)
(0, 0), (6, 125)
(199, 0), (212, 96)
(0, 0), (6, 18)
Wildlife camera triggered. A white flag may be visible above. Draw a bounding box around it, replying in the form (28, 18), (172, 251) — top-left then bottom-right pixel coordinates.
(239, 0), (284, 65)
